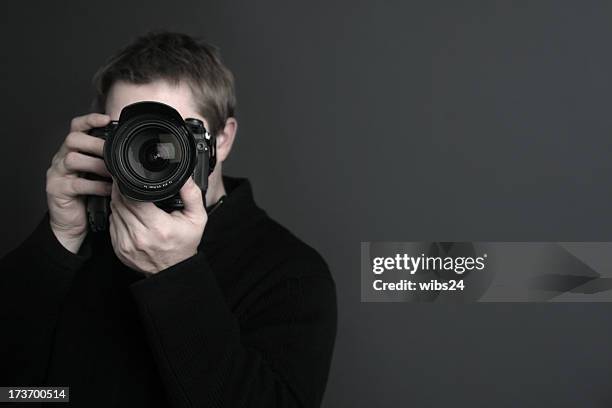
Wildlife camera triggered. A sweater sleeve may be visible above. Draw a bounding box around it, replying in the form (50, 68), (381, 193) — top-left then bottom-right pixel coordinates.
(129, 251), (337, 408)
(0, 214), (90, 385)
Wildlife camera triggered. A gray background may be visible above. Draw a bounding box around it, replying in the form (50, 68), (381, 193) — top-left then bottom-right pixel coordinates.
(2, 1), (612, 406)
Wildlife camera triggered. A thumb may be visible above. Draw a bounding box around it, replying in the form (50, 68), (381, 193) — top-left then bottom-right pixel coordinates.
(179, 177), (205, 219)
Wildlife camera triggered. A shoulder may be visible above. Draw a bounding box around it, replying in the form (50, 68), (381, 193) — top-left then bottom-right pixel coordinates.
(251, 214), (332, 282)
(242, 214), (337, 327)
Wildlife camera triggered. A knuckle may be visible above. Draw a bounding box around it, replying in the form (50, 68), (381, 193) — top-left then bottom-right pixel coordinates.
(119, 240), (131, 255)
(65, 132), (79, 148)
(70, 178), (83, 194)
(45, 180), (55, 195)
(155, 227), (169, 242)
(46, 173), (60, 192)
(51, 153), (61, 166)
(155, 223), (174, 243)
(63, 151), (78, 170)
(132, 234), (145, 251)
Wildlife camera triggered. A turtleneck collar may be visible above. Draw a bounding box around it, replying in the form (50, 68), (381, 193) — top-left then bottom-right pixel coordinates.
(200, 176), (266, 249)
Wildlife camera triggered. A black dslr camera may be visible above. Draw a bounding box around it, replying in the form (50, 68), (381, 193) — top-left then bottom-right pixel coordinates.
(87, 101), (216, 232)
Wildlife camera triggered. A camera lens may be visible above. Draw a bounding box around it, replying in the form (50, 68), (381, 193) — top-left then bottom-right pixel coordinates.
(125, 126), (183, 182)
(141, 141), (174, 172)
(103, 102), (198, 203)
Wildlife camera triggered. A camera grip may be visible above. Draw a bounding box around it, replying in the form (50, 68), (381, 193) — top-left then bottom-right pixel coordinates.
(85, 125), (113, 232)
(85, 168), (111, 232)
(87, 195), (110, 232)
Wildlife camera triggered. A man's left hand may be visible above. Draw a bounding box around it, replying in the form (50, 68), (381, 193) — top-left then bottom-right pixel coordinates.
(109, 177), (207, 274)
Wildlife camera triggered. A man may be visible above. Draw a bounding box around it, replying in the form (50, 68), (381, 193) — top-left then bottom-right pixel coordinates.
(0, 31), (336, 407)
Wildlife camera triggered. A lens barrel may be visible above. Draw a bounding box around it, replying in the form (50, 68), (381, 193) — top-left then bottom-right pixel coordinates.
(103, 102), (197, 202)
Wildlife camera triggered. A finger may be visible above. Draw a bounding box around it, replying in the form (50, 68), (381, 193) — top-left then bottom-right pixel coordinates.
(70, 113), (110, 133)
(110, 188), (146, 230)
(177, 178), (205, 219)
(112, 183), (165, 225)
(61, 151), (110, 177)
(63, 132), (106, 157)
(68, 178), (112, 196)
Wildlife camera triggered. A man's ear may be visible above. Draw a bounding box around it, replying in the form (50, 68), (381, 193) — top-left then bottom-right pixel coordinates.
(215, 117), (237, 163)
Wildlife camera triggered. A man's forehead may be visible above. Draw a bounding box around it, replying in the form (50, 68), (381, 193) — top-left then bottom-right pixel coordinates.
(105, 80), (205, 124)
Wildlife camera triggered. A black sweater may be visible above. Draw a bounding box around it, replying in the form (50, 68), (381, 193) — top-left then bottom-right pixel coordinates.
(0, 177), (337, 407)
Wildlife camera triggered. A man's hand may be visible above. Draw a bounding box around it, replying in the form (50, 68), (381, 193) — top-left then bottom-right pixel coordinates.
(109, 178), (207, 274)
(46, 114), (112, 253)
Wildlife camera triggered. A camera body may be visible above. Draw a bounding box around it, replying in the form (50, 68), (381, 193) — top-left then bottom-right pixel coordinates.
(87, 101), (216, 232)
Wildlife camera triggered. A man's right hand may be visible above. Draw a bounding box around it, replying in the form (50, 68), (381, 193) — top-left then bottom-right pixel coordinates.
(46, 113), (113, 254)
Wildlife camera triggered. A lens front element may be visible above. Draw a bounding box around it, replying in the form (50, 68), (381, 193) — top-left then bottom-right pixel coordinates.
(127, 126), (183, 182)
